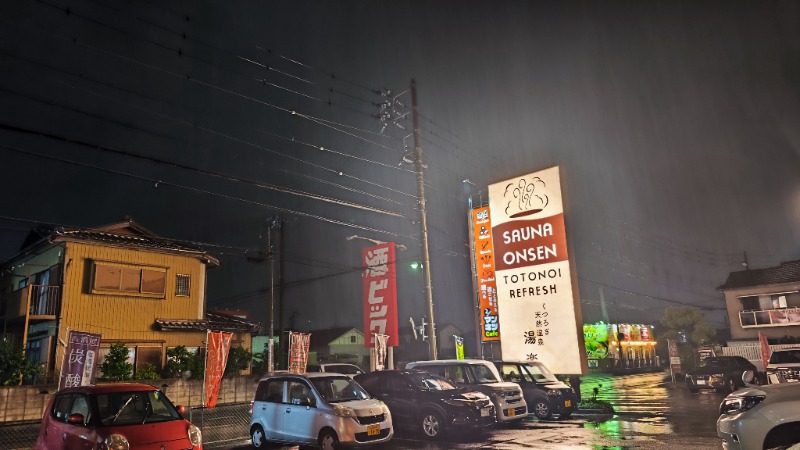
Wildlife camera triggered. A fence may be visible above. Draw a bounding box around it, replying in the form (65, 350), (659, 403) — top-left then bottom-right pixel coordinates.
(721, 343), (800, 371)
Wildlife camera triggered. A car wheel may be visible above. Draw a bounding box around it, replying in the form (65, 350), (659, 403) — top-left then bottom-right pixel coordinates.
(532, 399), (552, 420)
(319, 428), (339, 450)
(420, 410), (444, 439)
(251, 425), (267, 448)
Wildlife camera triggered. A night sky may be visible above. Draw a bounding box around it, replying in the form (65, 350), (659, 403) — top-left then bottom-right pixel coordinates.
(1, 1), (799, 355)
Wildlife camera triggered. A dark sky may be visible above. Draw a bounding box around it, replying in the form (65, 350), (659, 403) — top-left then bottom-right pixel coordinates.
(1, 1), (799, 353)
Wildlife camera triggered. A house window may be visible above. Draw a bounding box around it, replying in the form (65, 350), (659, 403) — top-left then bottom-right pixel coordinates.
(176, 274), (191, 297)
(350, 335), (357, 344)
(91, 262), (166, 297)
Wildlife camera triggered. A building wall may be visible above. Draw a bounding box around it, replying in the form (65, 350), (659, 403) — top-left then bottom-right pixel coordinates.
(56, 241), (210, 373)
(724, 281), (800, 340)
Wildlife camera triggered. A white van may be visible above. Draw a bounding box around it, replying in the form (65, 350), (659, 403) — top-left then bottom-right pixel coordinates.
(405, 359), (528, 423)
(766, 348), (800, 384)
(249, 372), (393, 449)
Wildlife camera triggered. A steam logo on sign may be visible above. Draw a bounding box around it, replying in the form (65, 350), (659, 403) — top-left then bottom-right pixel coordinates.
(502, 176), (549, 218)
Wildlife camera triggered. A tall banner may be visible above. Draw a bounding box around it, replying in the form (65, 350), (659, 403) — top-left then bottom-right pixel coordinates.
(472, 206), (500, 341)
(362, 243), (399, 347)
(204, 330), (233, 408)
(758, 332), (771, 372)
(288, 332), (311, 374)
(59, 330), (101, 391)
(488, 166), (585, 374)
(455, 336), (465, 360)
(374, 333), (389, 371)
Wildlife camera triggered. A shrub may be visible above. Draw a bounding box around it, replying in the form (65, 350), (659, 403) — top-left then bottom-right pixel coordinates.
(135, 363), (161, 380)
(224, 347), (252, 376)
(0, 337), (42, 385)
(100, 343), (133, 381)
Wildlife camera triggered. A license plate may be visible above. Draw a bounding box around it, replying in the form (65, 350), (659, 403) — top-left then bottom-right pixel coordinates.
(507, 408), (516, 417)
(564, 400), (571, 408)
(481, 408), (490, 417)
(697, 379), (706, 385)
(367, 424), (380, 436)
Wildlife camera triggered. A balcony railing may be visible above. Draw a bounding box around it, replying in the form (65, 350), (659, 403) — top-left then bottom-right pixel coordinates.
(0, 285), (60, 321)
(739, 307), (800, 328)
(29, 285), (60, 317)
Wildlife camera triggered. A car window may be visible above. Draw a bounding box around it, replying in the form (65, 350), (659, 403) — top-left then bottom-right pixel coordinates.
(311, 376), (370, 403)
(256, 379), (285, 403)
(769, 350), (800, 364)
(52, 394), (74, 422)
(70, 395), (90, 425)
(521, 363), (559, 383)
(97, 390), (180, 426)
(500, 364), (524, 382)
(407, 372), (458, 391)
(288, 381), (314, 406)
(468, 364), (500, 383)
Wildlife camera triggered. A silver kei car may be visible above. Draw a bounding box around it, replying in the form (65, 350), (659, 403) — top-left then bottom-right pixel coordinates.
(717, 370), (800, 450)
(249, 372), (393, 450)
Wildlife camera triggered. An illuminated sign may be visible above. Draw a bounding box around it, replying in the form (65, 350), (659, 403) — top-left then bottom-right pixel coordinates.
(488, 166), (585, 374)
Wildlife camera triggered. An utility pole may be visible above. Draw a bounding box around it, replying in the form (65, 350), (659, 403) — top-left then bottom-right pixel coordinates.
(266, 217), (281, 372)
(411, 79), (437, 360)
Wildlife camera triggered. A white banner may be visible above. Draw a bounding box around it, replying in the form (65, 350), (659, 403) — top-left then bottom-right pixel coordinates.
(374, 333), (389, 371)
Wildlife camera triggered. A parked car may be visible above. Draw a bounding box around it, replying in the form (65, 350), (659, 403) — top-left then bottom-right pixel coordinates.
(249, 372), (393, 449)
(354, 369), (495, 439)
(35, 383), (202, 450)
(405, 359), (528, 423)
(685, 356), (757, 393)
(765, 347), (800, 384)
(307, 363), (366, 378)
(717, 370), (800, 449)
(492, 360), (577, 420)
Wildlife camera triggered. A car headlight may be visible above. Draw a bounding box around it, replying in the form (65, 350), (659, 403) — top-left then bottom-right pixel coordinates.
(719, 395), (765, 415)
(104, 434), (129, 450)
(332, 404), (357, 418)
(546, 389), (561, 396)
(188, 424), (202, 446)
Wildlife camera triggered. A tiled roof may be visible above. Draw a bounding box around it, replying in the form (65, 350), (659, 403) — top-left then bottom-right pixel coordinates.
(156, 311), (262, 333)
(717, 260), (800, 291)
(45, 219), (219, 266)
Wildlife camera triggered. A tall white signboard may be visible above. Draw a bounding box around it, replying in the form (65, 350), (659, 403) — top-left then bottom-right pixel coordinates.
(488, 166), (585, 374)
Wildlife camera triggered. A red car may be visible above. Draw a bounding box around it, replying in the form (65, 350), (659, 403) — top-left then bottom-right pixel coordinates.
(35, 383), (202, 450)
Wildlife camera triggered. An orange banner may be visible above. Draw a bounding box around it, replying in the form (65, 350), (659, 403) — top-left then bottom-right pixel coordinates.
(472, 206), (500, 341)
(205, 330), (233, 408)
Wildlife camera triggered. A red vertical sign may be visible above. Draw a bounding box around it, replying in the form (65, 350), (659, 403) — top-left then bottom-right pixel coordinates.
(204, 331), (232, 408)
(758, 332), (771, 372)
(362, 243), (398, 347)
(288, 332), (311, 373)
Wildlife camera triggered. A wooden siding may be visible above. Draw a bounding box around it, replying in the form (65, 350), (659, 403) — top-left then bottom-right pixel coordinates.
(56, 242), (211, 372)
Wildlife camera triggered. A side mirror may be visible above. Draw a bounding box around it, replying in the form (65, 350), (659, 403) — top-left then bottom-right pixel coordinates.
(67, 413), (85, 425)
(742, 370), (756, 386)
(176, 405), (186, 414)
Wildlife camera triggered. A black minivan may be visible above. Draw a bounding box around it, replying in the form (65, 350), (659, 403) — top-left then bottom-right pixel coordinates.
(355, 370), (495, 439)
(493, 360), (577, 420)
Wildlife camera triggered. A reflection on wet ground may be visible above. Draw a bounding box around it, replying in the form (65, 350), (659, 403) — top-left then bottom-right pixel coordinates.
(580, 371), (725, 449)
